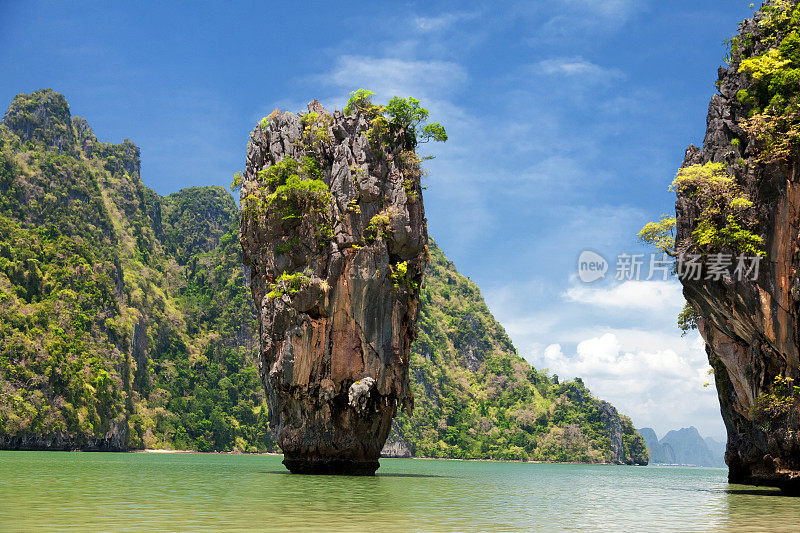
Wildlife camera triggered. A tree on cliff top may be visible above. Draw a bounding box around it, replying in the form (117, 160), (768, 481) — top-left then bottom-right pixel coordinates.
(344, 89), (448, 148)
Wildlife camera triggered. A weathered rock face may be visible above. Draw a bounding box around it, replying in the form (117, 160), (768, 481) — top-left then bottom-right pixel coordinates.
(380, 436), (413, 458)
(240, 101), (427, 474)
(676, 7), (800, 493)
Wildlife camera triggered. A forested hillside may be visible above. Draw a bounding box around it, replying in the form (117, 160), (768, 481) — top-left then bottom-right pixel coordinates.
(0, 89), (269, 452)
(0, 89), (646, 464)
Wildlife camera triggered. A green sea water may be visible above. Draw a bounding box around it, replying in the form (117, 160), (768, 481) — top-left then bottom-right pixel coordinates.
(0, 451), (797, 531)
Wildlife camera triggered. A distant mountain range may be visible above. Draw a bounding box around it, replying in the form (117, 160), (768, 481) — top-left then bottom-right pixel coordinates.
(639, 427), (725, 467)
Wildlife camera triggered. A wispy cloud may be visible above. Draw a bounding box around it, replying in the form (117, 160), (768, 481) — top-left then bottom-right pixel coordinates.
(322, 55), (467, 101)
(558, 0), (645, 20)
(538, 0), (649, 40)
(534, 57), (625, 84)
(413, 11), (481, 33)
(564, 280), (684, 311)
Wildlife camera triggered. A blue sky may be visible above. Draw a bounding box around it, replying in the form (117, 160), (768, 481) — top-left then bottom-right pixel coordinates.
(1, 1), (759, 440)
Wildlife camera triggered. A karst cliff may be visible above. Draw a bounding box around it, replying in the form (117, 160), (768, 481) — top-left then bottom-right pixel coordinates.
(676, 1), (800, 494)
(239, 100), (428, 474)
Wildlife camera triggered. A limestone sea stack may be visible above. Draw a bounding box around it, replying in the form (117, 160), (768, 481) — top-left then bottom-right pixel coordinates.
(239, 100), (428, 475)
(675, 2), (800, 494)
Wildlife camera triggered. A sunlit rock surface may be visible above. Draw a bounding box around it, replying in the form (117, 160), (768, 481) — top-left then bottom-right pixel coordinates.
(676, 6), (800, 494)
(240, 101), (427, 474)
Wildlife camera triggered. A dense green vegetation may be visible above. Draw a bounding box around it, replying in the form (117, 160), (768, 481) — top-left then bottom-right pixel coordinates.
(0, 89), (646, 464)
(637, 215), (677, 256)
(0, 89), (270, 452)
(639, 164), (763, 258)
(677, 302), (701, 335)
(242, 128), (334, 251)
(752, 374), (800, 433)
(670, 162), (764, 256)
(344, 89), (447, 149)
(734, 1), (800, 162)
(244, 155), (331, 230)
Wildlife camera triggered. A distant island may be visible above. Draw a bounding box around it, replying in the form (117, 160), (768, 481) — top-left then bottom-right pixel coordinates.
(639, 427), (725, 468)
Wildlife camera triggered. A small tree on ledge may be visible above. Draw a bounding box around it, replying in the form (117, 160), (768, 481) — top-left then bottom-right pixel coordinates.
(343, 89), (447, 150)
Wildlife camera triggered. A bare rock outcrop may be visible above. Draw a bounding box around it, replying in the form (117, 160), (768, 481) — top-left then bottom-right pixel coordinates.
(676, 3), (800, 494)
(239, 101), (427, 474)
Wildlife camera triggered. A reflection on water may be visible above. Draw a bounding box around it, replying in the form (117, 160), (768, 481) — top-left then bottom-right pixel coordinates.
(720, 485), (800, 532)
(0, 452), (795, 531)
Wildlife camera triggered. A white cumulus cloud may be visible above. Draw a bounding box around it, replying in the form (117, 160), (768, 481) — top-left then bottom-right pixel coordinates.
(535, 332), (723, 439)
(564, 280), (684, 311)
